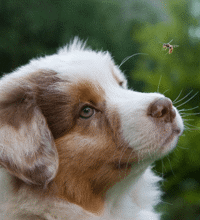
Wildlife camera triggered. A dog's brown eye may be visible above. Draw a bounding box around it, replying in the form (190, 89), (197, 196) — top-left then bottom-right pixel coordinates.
(80, 106), (94, 118)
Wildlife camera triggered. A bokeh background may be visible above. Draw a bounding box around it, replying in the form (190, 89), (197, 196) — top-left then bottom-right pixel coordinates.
(0, 0), (200, 219)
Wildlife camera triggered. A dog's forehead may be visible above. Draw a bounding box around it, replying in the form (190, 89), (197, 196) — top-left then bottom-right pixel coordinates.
(1, 47), (127, 95)
(55, 51), (126, 86)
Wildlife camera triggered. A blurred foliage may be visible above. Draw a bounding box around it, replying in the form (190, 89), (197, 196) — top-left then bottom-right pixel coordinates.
(0, 0), (200, 219)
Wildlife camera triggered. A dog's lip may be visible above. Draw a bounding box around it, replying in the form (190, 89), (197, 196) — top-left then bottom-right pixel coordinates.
(173, 128), (182, 135)
(162, 127), (182, 146)
(173, 124), (184, 136)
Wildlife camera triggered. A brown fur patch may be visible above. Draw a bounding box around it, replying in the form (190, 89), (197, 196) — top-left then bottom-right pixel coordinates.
(51, 81), (138, 214)
(0, 70), (138, 215)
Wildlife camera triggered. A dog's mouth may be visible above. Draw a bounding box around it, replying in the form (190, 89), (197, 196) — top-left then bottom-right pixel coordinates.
(156, 126), (184, 158)
(115, 123), (184, 167)
(162, 128), (182, 146)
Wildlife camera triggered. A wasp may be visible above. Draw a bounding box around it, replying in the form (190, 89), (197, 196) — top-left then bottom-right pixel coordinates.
(163, 39), (179, 54)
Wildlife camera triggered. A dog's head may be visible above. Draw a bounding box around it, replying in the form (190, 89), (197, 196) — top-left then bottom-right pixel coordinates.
(0, 38), (184, 213)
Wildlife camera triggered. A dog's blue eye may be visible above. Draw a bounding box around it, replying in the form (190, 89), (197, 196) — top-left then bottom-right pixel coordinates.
(80, 106), (94, 119)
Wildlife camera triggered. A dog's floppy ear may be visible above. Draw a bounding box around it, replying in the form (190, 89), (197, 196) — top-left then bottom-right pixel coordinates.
(0, 71), (59, 186)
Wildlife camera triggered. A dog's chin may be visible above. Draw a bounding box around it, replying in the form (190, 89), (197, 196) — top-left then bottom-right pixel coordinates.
(158, 132), (181, 158)
(132, 131), (183, 163)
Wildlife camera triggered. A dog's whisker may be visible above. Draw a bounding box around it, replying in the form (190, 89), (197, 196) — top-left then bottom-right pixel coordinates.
(157, 75), (162, 93)
(176, 91), (199, 108)
(125, 149), (134, 174)
(183, 119), (194, 121)
(184, 122), (197, 127)
(179, 106), (199, 112)
(118, 146), (128, 171)
(163, 89), (170, 95)
(181, 112), (200, 116)
(173, 90), (193, 105)
(119, 53), (148, 68)
(161, 160), (165, 181)
(177, 145), (189, 150)
(184, 122), (200, 129)
(172, 89), (183, 103)
(183, 125), (192, 131)
(160, 200), (174, 205)
(166, 155), (175, 176)
(148, 148), (152, 159)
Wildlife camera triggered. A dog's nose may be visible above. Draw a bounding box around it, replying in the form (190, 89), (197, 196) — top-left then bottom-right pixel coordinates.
(148, 97), (176, 123)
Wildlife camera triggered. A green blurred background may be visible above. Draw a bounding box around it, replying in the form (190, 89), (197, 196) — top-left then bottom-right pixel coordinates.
(0, 0), (200, 219)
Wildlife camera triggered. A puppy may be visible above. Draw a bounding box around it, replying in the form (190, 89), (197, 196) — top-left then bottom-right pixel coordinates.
(0, 38), (184, 219)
